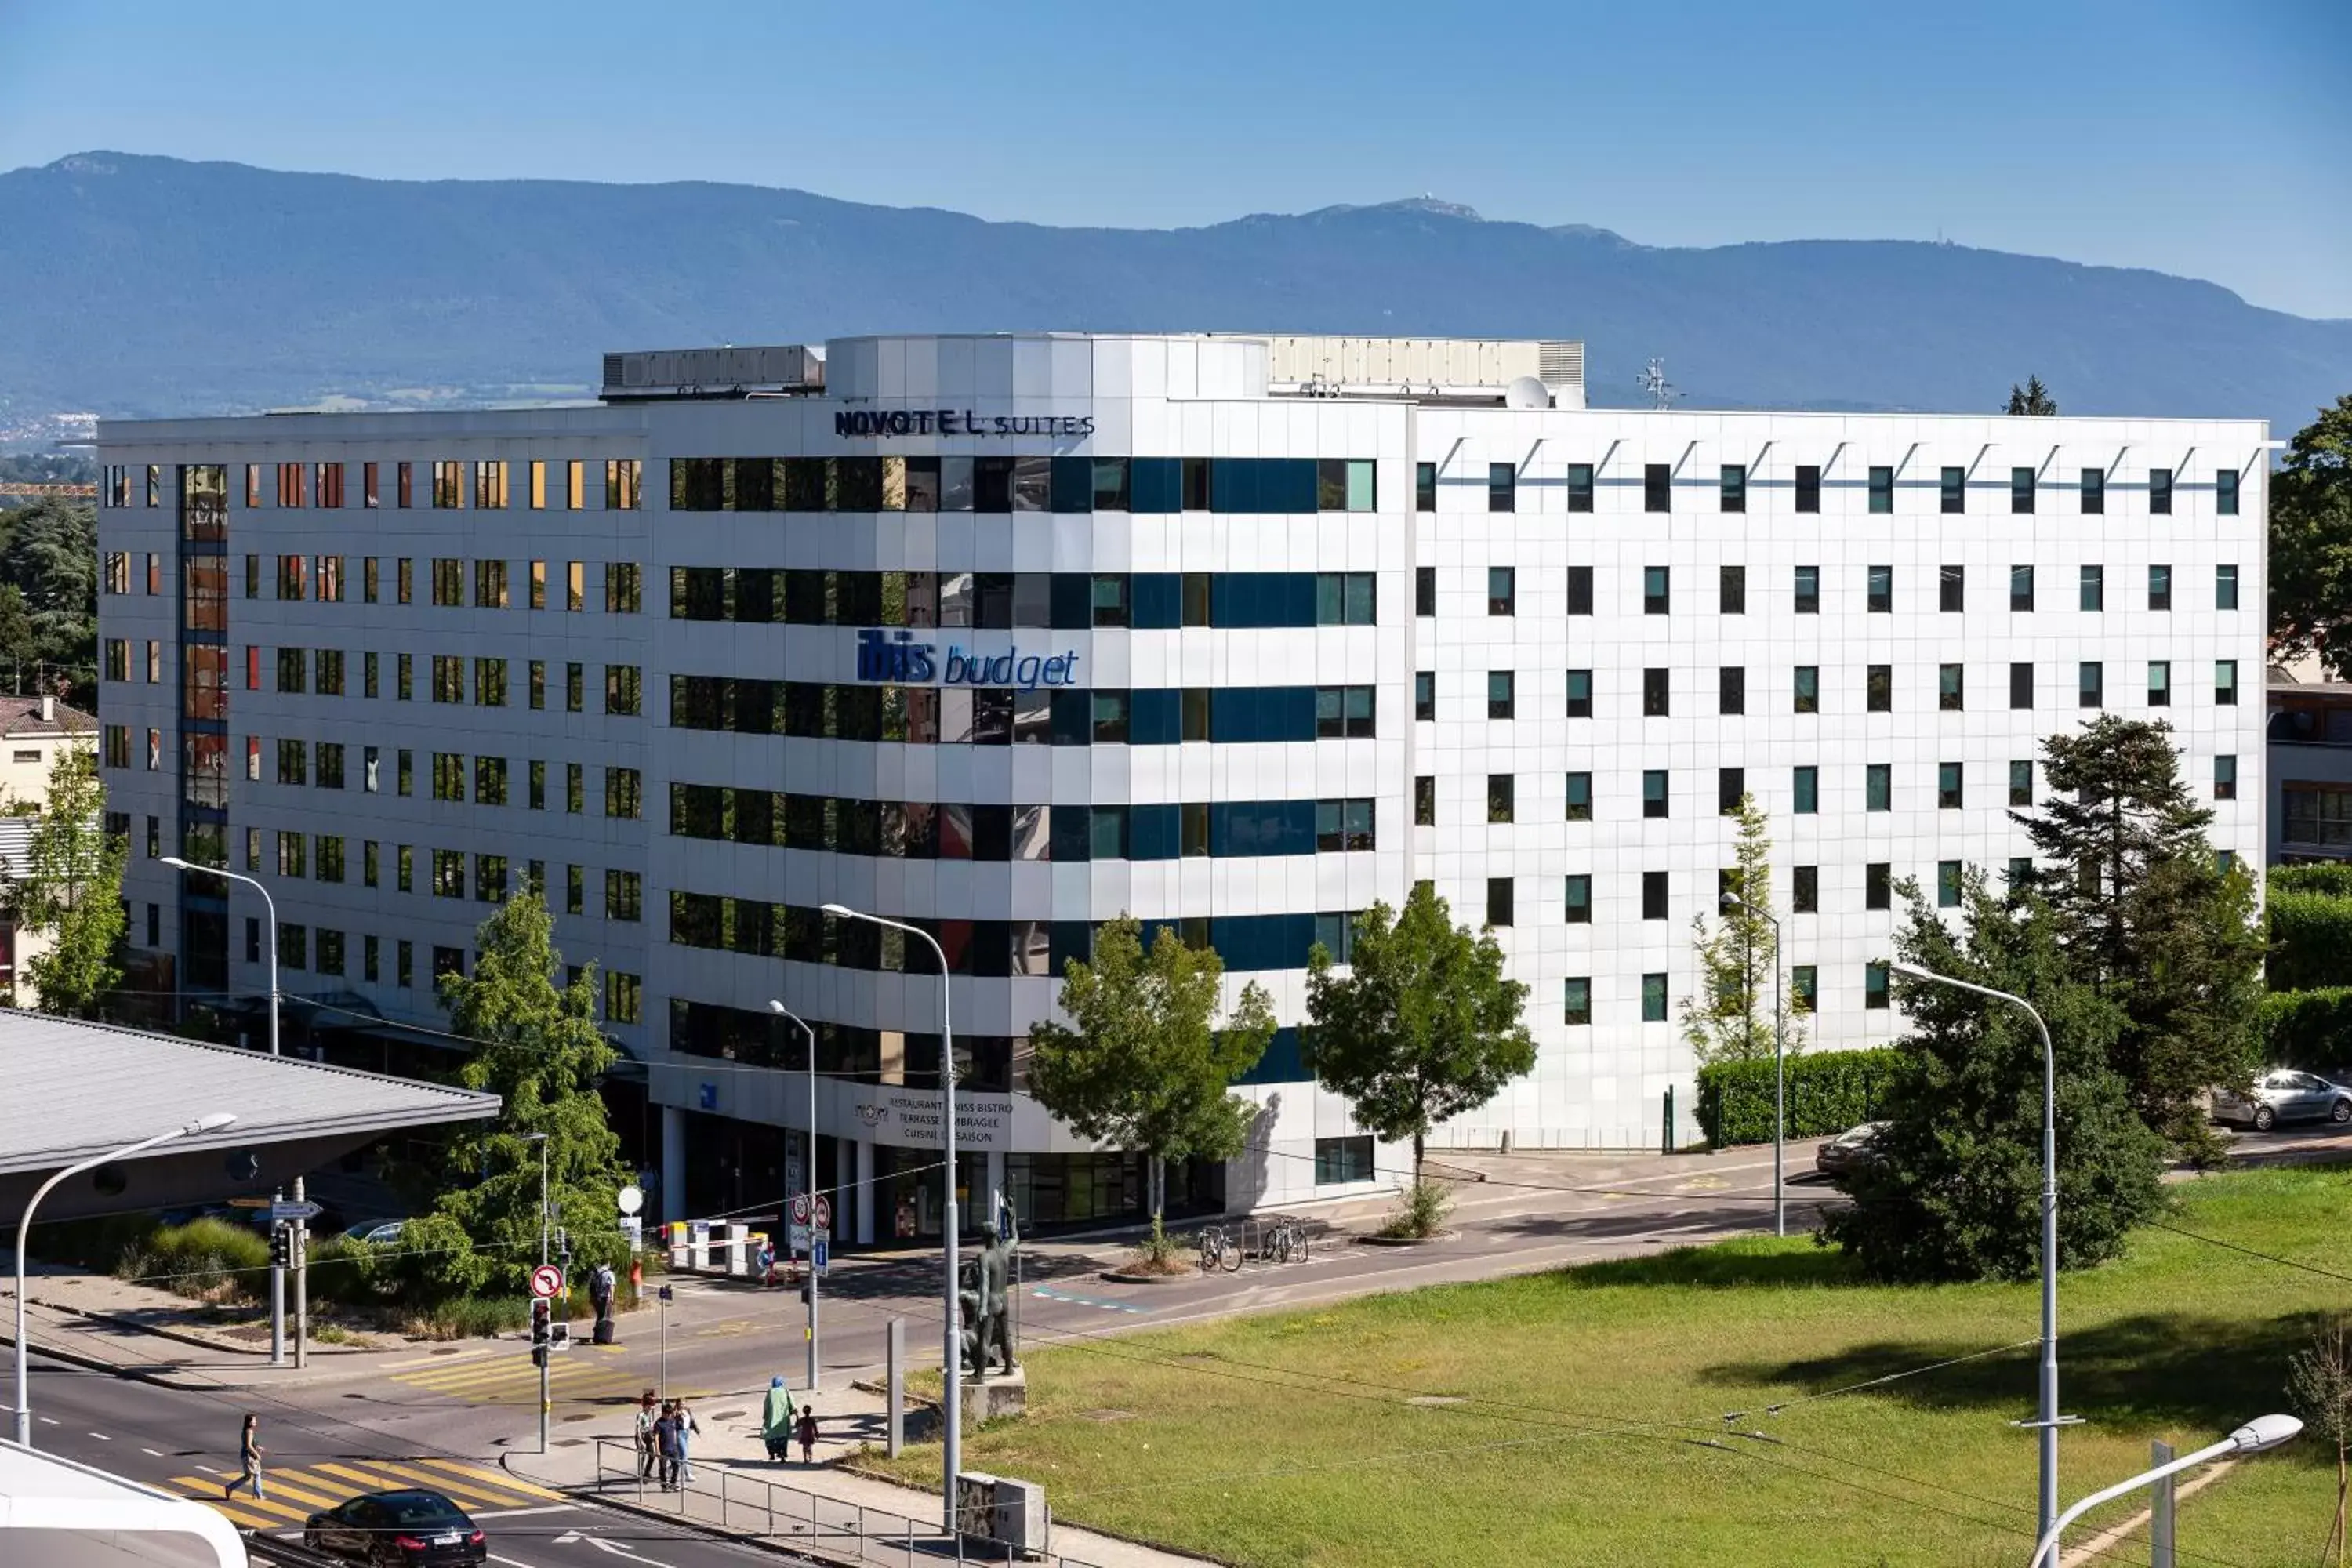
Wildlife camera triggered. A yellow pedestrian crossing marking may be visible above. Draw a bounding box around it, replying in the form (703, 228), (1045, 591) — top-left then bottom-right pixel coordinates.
(387, 1350), (702, 1406)
(165, 1457), (561, 1530)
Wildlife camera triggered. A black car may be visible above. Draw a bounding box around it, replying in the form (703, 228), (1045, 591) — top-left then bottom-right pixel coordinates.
(303, 1489), (487, 1566)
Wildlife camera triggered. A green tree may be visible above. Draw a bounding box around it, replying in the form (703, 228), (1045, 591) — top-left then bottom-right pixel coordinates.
(2288, 1317), (2352, 1568)
(1027, 916), (1276, 1241)
(0, 586), (39, 692)
(2004, 375), (2059, 416)
(2015, 716), (2265, 1156)
(0, 501), (96, 706)
(1304, 882), (1536, 1198)
(1678, 794), (1806, 1065)
(413, 894), (629, 1297)
(13, 742), (125, 1015)
(1820, 873), (2164, 1281)
(2269, 395), (2352, 679)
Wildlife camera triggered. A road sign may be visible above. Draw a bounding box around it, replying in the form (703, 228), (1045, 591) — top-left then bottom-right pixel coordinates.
(812, 1196), (833, 1230)
(227, 1196), (271, 1209)
(616, 1184), (644, 1217)
(657, 1284), (674, 1303)
(790, 1193), (811, 1225)
(270, 1200), (324, 1223)
(528, 1264), (564, 1300)
(813, 1237), (829, 1273)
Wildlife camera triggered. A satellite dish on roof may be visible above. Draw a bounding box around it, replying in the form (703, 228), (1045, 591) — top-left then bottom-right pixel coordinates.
(1504, 375), (1551, 410)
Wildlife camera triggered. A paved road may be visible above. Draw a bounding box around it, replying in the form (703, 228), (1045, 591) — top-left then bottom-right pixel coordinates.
(5, 1349), (810, 1568)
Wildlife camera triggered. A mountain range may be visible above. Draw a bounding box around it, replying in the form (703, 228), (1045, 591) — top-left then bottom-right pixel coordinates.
(3, 151), (2347, 434)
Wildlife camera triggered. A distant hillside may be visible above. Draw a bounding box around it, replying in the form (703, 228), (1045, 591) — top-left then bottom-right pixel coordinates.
(2, 151), (2347, 431)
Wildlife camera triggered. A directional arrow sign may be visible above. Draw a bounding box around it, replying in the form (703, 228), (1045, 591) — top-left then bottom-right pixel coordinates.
(270, 1200), (324, 1222)
(548, 1529), (678, 1563)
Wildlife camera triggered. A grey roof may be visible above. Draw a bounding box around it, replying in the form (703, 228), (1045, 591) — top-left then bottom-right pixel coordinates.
(0, 1011), (499, 1174)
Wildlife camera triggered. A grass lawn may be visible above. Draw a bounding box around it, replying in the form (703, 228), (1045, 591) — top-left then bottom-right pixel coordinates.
(876, 1165), (2352, 1566)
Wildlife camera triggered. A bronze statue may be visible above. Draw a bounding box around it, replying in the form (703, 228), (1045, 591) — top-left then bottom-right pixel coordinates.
(960, 1215), (1018, 1380)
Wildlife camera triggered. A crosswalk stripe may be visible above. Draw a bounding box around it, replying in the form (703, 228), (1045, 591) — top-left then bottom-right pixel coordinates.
(394, 1359), (631, 1395)
(361, 1461), (535, 1510)
(310, 1460), (431, 1497)
(412, 1458), (564, 1502)
(170, 1478), (309, 1526)
(238, 1473), (345, 1510)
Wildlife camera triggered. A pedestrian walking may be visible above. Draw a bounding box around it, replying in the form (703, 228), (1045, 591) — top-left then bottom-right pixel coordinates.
(655, 1401), (684, 1490)
(222, 1414), (263, 1501)
(761, 1374), (797, 1462)
(633, 1390), (659, 1479)
(673, 1396), (702, 1484)
(796, 1405), (818, 1465)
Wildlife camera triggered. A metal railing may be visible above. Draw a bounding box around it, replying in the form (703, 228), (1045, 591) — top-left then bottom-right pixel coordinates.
(589, 1436), (1115, 1568)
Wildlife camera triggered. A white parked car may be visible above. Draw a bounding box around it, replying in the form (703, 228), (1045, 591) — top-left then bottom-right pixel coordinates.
(2212, 1070), (2352, 1132)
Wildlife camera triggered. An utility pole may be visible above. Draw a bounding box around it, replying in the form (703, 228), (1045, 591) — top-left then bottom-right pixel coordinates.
(292, 1174), (308, 1369)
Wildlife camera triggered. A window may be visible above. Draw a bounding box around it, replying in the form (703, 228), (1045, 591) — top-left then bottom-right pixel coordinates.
(2009, 858), (2035, 891)
(566, 662), (584, 713)
(605, 869), (643, 922)
(1642, 769), (1668, 819)
(1793, 765), (1818, 814)
(1565, 669), (1592, 718)
(2010, 760), (2034, 807)
(1488, 463), (1515, 513)
(608, 459), (643, 510)
(605, 665), (641, 716)
(1793, 865), (1818, 913)
(1938, 762), (1963, 808)
(1784, 965), (1815, 1013)
(1415, 566), (1436, 616)
(2216, 660), (2238, 706)
(1867, 564), (1891, 613)
(607, 971), (642, 1025)
(1720, 464), (1746, 513)
(1486, 877), (1514, 927)
(2080, 662), (2104, 709)
(1717, 767), (1745, 815)
(1719, 666), (1745, 716)
(1719, 565), (1745, 614)
(604, 766), (643, 819)
(1563, 978), (1592, 1025)
(1642, 973), (1668, 1022)
(2080, 564), (2104, 612)
(2216, 469), (2240, 516)
(1564, 772), (1592, 822)
(1939, 664), (1964, 711)
(1488, 671), (1515, 720)
(1867, 666), (1892, 713)
(1792, 565), (1819, 614)
(1866, 764), (1891, 811)
(1566, 463), (1594, 513)
(1939, 564), (1964, 612)
(1487, 774), (1515, 823)
(1564, 875), (1592, 925)
(2081, 468), (2106, 514)
(2150, 466), (2175, 514)
(2147, 660), (2172, 706)
(2217, 565), (2239, 610)
(1414, 462), (1436, 512)
(608, 563), (642, 614)
(1865, 962), (1890, 1010)
(1940, 466), (1965, 514)
(2148, 564), (2172, 612)
(1314, 1136), (1374, 1185)
(1868, 465), (1893, 514)
(1937, 861), (1962, 909)
(1642, 873), (1668, 921)
(2010, 564), (2034, 612)
(1488, 566), (1515, 615)
(1643, 668), (1669, 717)
(1414, 775), (1436, 826)
(1795, 464), (1821, 514)
(1414, 672), (1436, 722)
(2215, 754), (2237, 801)
(1642, 566), (1669, 615)
(2011, 466), (2036, 514)
(1866, 862), (1891, 910)
(1643, 463), (1671, 512)
(1566, 566), (1594, 615)
(1793, 666), (1819, 714)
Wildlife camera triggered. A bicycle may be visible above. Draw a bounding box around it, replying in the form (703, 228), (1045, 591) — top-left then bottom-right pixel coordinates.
(1196, 1225), (1228, 1274)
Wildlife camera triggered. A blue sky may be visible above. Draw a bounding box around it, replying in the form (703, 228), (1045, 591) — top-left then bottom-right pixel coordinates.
(2, 0), (2347, 317)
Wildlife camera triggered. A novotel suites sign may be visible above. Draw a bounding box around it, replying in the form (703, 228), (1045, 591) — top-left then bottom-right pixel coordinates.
(855, 628), (1080, 690)
(833, 409), (1095, 439)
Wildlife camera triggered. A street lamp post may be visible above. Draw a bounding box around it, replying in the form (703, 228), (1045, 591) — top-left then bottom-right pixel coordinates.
(1890, 960), (2064, 1547)
(1719, 893), (1786, 1238)
(2027, 1415), (2301, 1568)
(160, 858), (278, 1058)
(822, 902), (959, 1535)
(14, 1112), (237, 1445)
(768, 1001), (822, 1392)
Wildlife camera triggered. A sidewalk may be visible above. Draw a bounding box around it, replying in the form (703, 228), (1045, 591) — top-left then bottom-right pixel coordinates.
(510, 1377), (1218, 1568)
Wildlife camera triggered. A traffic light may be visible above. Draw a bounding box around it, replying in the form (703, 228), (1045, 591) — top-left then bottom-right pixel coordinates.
(269, 1226), (291, 1268)
(530, 1300), (551, 1368)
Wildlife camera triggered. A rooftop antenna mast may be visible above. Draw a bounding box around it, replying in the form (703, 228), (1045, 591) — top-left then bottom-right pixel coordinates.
(1637, 358), (1682, 412)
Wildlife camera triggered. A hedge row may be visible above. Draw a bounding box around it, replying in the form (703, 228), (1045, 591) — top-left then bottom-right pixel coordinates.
(1697, 1047), (1904, 1148)
(2256, 987), (2352, 1076)
(2270, 864), (2352, 900)
(2269, 890), (2352, 992)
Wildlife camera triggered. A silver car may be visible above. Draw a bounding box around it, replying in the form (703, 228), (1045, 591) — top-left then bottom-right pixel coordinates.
(2212, 1069), (2352, 1131)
